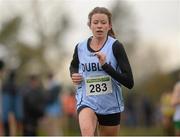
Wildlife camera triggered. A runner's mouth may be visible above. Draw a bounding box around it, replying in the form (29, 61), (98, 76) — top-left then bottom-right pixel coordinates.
(96, 30), (103, 33)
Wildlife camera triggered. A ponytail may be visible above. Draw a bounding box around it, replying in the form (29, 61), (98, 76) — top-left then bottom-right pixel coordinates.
(108, 28), (116, 38)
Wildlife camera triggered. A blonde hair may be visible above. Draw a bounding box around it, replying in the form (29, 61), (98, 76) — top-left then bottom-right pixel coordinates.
(88, 7), (116, 38)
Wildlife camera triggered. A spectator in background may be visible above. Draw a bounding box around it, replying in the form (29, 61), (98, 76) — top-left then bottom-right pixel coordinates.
(1, 69), (23, 136)
(171, 80), (180, 136)
(0, 60), (5, 135)
(62, 87), (77, 132)
(141, 95), (153, 127)
(22, 74), (46, 136)
(124, 94), (137, 127)
(160, 90), (174, 136)
(42, 72), (63, 136)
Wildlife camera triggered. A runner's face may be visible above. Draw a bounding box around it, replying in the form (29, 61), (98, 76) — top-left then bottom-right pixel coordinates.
(90, 13), (111, 39)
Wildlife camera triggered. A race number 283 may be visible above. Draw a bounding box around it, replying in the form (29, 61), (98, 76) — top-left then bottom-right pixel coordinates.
(85, 75), (112, 96)
(89, 83), (107, 93)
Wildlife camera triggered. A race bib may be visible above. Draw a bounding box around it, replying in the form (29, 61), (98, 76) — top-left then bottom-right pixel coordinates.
(85, 75), (112, 96)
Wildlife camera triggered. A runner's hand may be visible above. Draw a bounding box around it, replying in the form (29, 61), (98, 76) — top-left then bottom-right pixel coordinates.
(95, 52), (106, 65)
(71, 73), (83, 85)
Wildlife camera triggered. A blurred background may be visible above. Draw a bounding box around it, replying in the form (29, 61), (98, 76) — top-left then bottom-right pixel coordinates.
(0, 0), (179, 136)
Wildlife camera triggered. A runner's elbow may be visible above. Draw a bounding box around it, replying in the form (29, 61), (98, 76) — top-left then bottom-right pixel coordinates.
(127, 79), (134, 89)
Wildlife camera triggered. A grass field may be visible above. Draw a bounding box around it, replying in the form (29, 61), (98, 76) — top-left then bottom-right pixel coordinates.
(119, 126), (164, 136)
(61, 126), (165, 136)
(38, 118), (167, 136)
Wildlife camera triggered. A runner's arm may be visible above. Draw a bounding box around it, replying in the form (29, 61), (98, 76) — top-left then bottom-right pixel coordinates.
(102, 41), (134, 89)
(69, 45), (79, 76)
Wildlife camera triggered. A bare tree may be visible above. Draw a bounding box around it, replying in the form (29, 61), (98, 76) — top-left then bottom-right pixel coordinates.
(111, 1), (138, 56)
(0, 0), (70, 79)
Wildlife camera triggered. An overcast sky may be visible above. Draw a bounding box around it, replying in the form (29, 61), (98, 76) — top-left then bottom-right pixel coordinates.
(0, 0), (179, 48)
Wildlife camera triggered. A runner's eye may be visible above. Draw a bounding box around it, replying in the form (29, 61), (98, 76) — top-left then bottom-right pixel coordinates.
(93, 21), (98, 24)
(101, 21), (107, 24)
